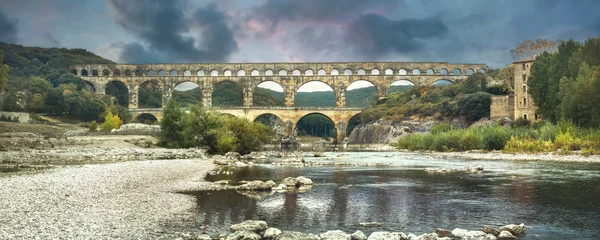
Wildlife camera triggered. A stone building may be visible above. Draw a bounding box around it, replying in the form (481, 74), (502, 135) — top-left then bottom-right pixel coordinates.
(512, 57), (539, 122)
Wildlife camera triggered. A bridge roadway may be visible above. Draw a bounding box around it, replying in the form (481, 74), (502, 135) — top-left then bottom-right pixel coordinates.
(131, 107), (363, 142)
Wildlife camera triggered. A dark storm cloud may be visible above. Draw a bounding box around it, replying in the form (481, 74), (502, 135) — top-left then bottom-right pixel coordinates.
(345, 14), (447, 56)
(107, 0), (237, 63)
(0, 10), (18, 44)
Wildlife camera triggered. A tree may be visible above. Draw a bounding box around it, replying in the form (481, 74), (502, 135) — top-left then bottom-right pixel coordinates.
(30, 93), (45, 113)
(44, 88), (65, 116)
(100, 111), (122, 132)
(0, 50), (8, 92)
(463, 73), (487, 94)
(158, 99), (184, 148)
(497, 66), (515, 93)
(28, 77), (52, 96)
(182, 104), (221, 153)
(558, 76), (576, 121)
(572, 63), (595, 126)
(527, 52), (555, 121)
(221, 116), (272, 155)
(589, 67), (600, 126)
(510, 39), (558, 60)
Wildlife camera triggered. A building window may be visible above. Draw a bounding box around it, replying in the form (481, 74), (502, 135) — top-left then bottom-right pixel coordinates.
(524, 114), (528, 120)
(523, 98), (527, 106)
(522, 63), (526, 70)
(522, 74), (526, 82)
(523, 85), (527, 93)
(535, 114), (538, 120)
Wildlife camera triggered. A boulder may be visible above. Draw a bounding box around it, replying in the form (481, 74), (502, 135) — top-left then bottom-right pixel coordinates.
(497, 231), (517, 240)
(350, 230), (367, 240)
(280, 176), (313, 187)
(230, 220), (268, 233)
(263, 228), (282, 239)
(319, 230), (350, 240)
(435, 228), (452, 237)
(239, 180), (277, 191)
(296, 176), (313, 185)
(197, 234), (212, 240)
(367, 231), (401, 240)
(482, 226), (500, 236)
(275, 231), (319, 240)
(225, 151), (242, 160)
(452, 229), (495, 240)
(417, 233), (438, 240)
(213, 155), (235, 165)
(226, 230), (262, 240)
(498, 224), (526, 236)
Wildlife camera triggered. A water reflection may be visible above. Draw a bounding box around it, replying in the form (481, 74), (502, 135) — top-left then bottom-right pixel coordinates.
(184, 153), (600, 239)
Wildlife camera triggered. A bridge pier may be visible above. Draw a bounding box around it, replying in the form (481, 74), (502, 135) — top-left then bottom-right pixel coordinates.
(202, 88), (213, 107)
(336, 121), (347, 143)
(129, 85), (138, 109)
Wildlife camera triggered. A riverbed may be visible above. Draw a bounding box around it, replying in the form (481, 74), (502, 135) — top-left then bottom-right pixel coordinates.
(188, 152), (600, 239)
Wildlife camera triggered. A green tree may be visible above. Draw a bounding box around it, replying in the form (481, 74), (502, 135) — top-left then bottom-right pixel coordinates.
(28, 77), (52, 96)
(44, 88), (65, 115)
(158, 99), (184, 148)
(457, 92), (492, 124)
(589, 67), (600, 126)
(100, 111), (122, 132)
(528, 52), (555, 121)
(182, 104), (221, 153)
(558, 76), (576, 121)
(30, 93), (45, 113)
(463, 73), (487, 94)
(572, 63), (595, 126)
(221, 116), (272, 155)
(0, 50), (9, 92)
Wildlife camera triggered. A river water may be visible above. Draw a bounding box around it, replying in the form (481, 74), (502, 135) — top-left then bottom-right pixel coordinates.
(184, 152), (600, 239)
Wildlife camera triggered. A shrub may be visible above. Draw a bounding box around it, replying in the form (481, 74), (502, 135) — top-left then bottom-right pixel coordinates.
(89, 120), (97, 132)
(430, 122), (453, 135)
(513, 117), (530, 127)
(100, 112), (122, 132)
(482, 125), (511, 150)
(504, 136), (554, 153)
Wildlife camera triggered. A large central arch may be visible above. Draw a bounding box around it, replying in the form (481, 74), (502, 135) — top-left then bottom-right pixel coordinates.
(173, 81), (202, 108)
(295, 113), (337, 140)
(212, 81), (243, 107)
(105, 80), (129, 107)
(294, 81), (335, 107)
(253, 81), (285, 106)
(138, 80), (162, 108)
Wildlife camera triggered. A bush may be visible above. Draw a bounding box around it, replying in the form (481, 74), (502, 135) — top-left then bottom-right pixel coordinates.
(430, 122), (453, 135)
(89, 120), (97, 132)
(100, 112), (122, 132)
(504, 136), (554, 153)
(482, 125), (511, 150)
(513, 117), (530, 127)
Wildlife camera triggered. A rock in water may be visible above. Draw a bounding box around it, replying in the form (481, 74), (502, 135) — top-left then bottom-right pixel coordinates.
(498, 231), (517, 240)
(296, 176), (313, 185)
(499, 223), (526, 236)
(275, 231), (319, 240)
(350, 230), (367, 240)
(264, 228), (282, 239)
(482, 225), (500, 236)
(367, 231), (401, 240)
(435, 228), (452, 237)
(239, 180), (277, 190)
(230, 220), (268, 232)
(225, 151), (241, 160)
(226, 230), (262, 240)
(418, 233), (438, 240)
(319, 230), (350, 240)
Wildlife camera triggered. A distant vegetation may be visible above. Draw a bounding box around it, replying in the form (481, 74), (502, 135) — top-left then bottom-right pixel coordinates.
(0, 43), (125, 123)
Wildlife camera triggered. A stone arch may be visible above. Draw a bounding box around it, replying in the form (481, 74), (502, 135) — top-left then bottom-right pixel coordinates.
(114, 69), (121, 76)
(134, 113), (158, 125)
(147, 70), (156, 76)
(371, 69), (380, 75)
(384, 69), (394, 75)
(453, 68), (462, 75)
(91, 69), (99, 76)
(440, 68), (448, 75)
(294, 80), (335, 107)
(399, 69), (408, 75)
(170, 70), (178, 76)
(478, 68), (486, 74)
(253, 81), (285, 106)
(237, 70), (246, 76)
(305, 69), (314, 76)
(224, 70), (232, 76)
(357, 68), (366, 75)
(346, 80), (378, 107)
(184, 70), (192, 76)
(84, 80), (96, 92)
(317, 69), (326, 76)
(426, 68), (434, 75)
(173, 81), (202, 108)
(346, 113), (362, 136)
(105, 80), (129, 107)
(135, 69), (144, 77)
(412, 69), (421, 75)
(432, 79), (454, 86)
(265, 70), (273, 76)
(157, 70), (166, 76)
(344, 69), (352, 75)
(295, 112), (337, 139)
(124, 70), (132, 77)
(292, 69), (301, 76)
(387, 80), (415, 95)
(81, 69), (89, 76)
(279, 69), (287, 76)
(331, 69), (339, 75)
(212, 80), (243, 107)
(466, 68), (474, 75)
(197, 70), (205, 76)
(251, 69), (260, 76)
(211, 70), (219, 76)
(254, 113), (285, 137)
(138, 80), (162, 108)
(102, 69), (110, 76)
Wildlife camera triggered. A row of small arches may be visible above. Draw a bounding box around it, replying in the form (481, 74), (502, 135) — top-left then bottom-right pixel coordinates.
(75, 67), (487, 77)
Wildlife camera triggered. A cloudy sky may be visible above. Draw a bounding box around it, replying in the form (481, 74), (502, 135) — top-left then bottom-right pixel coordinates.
(1, 0), (599, 70)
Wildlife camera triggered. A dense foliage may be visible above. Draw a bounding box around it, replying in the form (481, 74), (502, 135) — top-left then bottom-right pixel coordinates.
(397, 121), (600, 155)
(0, 43), (123, 123)
(159, 99), (272, 155)
(358, 73), (492, 124)
(528, 38), (600, 127)
(296, 114), (336, 138)
(0, 50), (8, 92)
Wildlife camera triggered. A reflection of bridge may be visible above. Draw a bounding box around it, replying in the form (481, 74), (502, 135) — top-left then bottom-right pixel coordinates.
(71, 62), (489, 141)
(131, 107), (362, 142)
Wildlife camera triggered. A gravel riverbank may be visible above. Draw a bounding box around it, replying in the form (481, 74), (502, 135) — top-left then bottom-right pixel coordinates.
(424, 151), (600, 163)
(0, 159), (215, 239)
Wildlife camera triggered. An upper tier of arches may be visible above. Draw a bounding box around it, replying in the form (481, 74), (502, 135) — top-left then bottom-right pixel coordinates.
(71, 62), (489, 78)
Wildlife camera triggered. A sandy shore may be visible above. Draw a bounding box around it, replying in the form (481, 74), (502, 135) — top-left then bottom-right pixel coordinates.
(0, 159), (215, 239)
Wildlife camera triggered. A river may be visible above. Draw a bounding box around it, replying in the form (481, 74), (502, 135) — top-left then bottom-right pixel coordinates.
(184, 152), (600, 239)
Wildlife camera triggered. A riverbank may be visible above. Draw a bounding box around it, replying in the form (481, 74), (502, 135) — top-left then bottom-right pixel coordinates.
(0, 159), (215, 239)
(422, 150), (600, 163)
